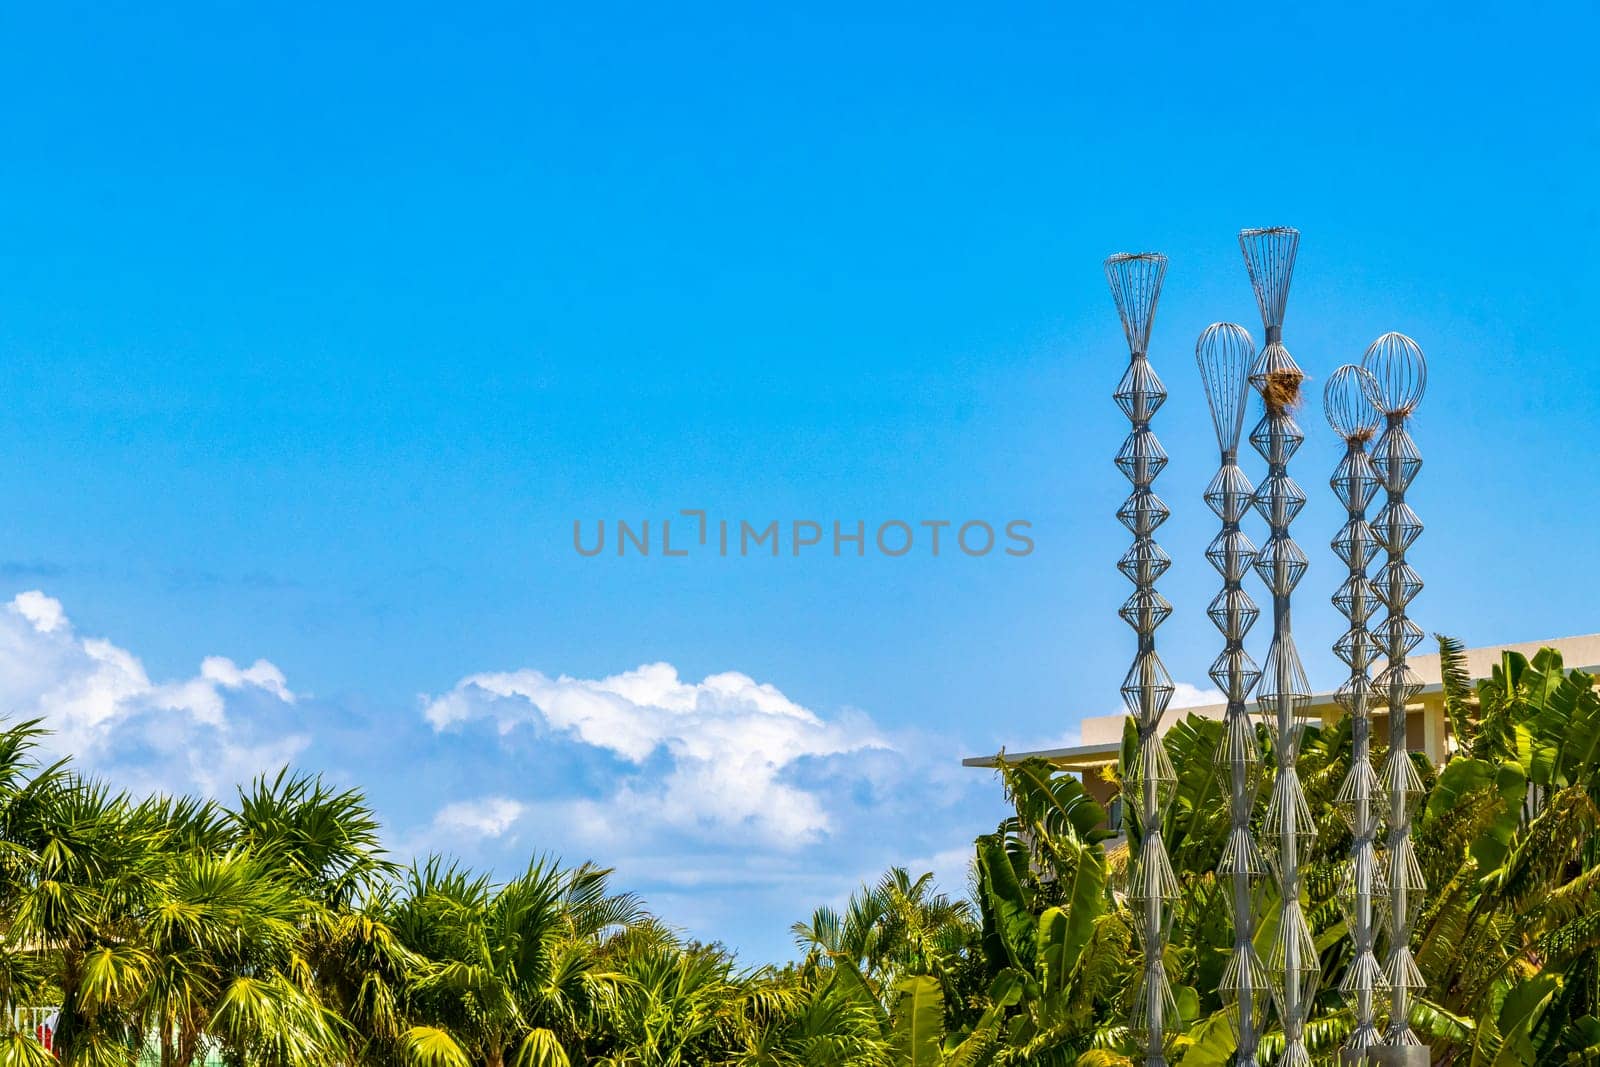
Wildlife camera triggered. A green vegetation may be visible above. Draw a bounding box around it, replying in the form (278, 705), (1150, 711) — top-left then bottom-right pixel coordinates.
(2, 639), (1598, 1064)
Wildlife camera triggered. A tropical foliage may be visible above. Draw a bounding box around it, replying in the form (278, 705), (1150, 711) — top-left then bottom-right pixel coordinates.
(2, 639), (1598, 1064)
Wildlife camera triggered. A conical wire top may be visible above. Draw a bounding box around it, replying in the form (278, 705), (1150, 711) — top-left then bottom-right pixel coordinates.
(1105, 253), (1167, 357)
(1196, 322), (1256, 453)
(1239, 227), (1299, 337)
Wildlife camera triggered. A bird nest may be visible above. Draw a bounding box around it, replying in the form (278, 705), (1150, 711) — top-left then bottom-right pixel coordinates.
(1260, 368), (1306, 415)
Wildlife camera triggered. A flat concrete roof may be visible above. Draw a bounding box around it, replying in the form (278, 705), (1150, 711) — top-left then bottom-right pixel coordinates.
(962, 740), (1119, 770)
(962, 633), (1600, 770)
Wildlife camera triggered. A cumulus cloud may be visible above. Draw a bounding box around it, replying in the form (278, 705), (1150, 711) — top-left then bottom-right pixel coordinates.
(432, 796), (527, 839)
(0, 591), (305, 795)
(1171, 681), (1224, 709)
(423, 663), (890, 847)
(0, 589), (1002, 959)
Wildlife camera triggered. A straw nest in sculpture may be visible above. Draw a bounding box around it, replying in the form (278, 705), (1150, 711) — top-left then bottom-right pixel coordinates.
(1261, 368), (1306, 415)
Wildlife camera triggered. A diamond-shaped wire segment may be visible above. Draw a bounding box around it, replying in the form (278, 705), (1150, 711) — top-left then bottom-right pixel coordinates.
(1212, 752), (1267, 807)
(1331, 449), (1380, 511)
(1261, 714), (1313, 763)
(1335, 762), (1387, 835)
(1128, 838), (1179, 908)
(1118, 541), (1172, 585)
(1204, 463), (1256, 522)
(1384, 944), (1426, 991)
(1116, 429), (1169, 484)
(1206, 528), (1258, 583)
(1252, 473), (1307, 528)
(1129, 963), (1180, 1049)
(1219, 826), (1270, 881)
(1117, 489), (1171, 537)
(1265, 901), (1322, 1013)
(1105, 253), (1166, 359)
(1209, 649), (1262, 704)
(1374, 662), (1425, 708)
(1256, 633), (1312, 704)
(1333, 626), (1382, 673)
(1249, 411), (1306, 466)
(1331, 579), (1382, 630)
(1379, 751), (1427, 814)
(1376, 615), (1424, 658)
(1338, 950), (1391, 1013)
(1218, 942), (1272, 1040)
(1254, 536), (1309, 596)
(1334, 672), (1379, 716)
(1113, 354), (1168, 422)
(1333, 519), (1381, 569)
(1122, 652), (1175, 726)
(1333, 574), (1380, 624)
(1239, 227), (1299, 330)
(1219, 869), (1266, 930)
(1336, 847), (1391, 930)
(1383, 836), (1427, 915)
(1207, 589), (1260, 641)
(1372, 501), (1423, 554)
(1127, 737), (1177, 813)
(1372, 424), (1422, 491)
(1120, 589), (1174, 634)
(1214, 709), (1264, 772)
(1262, 771), (1319, 876)
(1249, 333), (1306, 387)
(1373, 561), (1423, 611)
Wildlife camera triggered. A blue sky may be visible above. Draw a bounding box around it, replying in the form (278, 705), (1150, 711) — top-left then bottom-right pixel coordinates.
(0, 1), (1596, 960)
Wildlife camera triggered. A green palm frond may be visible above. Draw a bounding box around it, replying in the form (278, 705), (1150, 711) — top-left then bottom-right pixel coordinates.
(399, 1025), (471, 1067)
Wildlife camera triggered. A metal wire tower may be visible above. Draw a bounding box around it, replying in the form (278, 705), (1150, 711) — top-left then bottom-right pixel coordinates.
(1106, 252), (1178, 1067)
(1362, 334), (1429, 1057)
(1241, 227), (1318, 1067)
(1197, 322), (1268, 1066)
(1326, 365), (1392, 1063)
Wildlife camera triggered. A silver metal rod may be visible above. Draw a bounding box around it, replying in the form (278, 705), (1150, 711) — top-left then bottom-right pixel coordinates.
(1326, 363), (1388, 1061)
(1360, 334), (1429, 1055)
(1198, 322), (1264, 1064)
(1106, 252), (1176, 1067)
(1241, 226), (1318, 1067)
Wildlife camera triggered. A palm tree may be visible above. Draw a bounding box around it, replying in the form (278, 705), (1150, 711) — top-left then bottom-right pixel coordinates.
(229, 770), (392, 910)
(793, 867), (976, 996)
(139, 848), (323, 1067)
(387, 855), (642, 1067)
(9, 774), (167, 1067)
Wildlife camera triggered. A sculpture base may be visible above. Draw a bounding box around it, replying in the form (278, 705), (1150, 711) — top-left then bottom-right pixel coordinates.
(1364, 1047), (1431, 1067)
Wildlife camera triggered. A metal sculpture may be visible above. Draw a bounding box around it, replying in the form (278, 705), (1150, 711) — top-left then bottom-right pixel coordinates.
(1362, 334), (1430, 1064)
(1326, 365), (1392, 1063)
(1197, 322), (1268, 1066)
(1107, 252), (1179, 1067)
(1240, 226), (1319, 1067)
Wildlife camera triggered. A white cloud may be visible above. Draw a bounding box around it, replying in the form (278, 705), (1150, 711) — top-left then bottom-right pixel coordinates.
(14, 590), (66, 633)
(423, 662), (890, 847)
(0, 590), (1000, 961)
(1171, 681), (1224, 709)
(432, 796), (527, 839)
(0, 591), (305, 795)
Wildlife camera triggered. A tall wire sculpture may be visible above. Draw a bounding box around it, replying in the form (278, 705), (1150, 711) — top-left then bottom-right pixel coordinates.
(1240, 226), (1319, 1067)
(1326, 365), (1392, 1063)
(1362, 334), (1429, 1063)
(1198, 323), (1268, 1066)
(1107, 252), (1179, 1067)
